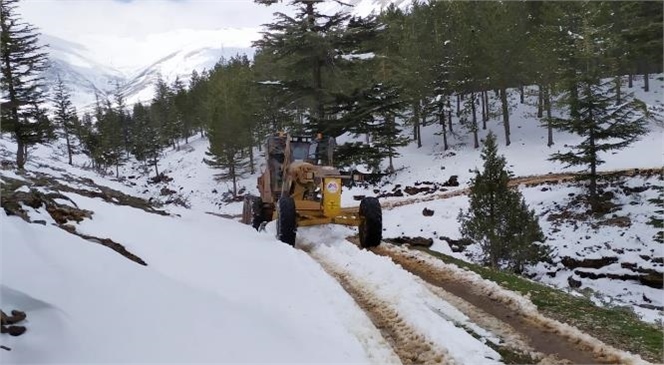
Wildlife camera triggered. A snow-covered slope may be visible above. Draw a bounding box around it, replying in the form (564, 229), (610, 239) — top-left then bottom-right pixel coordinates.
(122, 44), (253, 107)
(1, 76), (662, 362)
(41, 35), (126, 109)
(128, 75), (663, 324)
(0, 139), (400, 363)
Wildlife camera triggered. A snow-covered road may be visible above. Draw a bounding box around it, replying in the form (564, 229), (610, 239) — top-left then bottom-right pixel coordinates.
(294, 224), (651, 365)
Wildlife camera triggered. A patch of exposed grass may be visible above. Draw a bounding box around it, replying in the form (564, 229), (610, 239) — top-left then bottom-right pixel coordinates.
(648, 197), (664, 205)
(416, 247), (664, 363)
(648, 216), (664, 229)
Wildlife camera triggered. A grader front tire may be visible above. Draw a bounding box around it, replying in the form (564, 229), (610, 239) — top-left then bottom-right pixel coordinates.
(359, 197), (382, 248)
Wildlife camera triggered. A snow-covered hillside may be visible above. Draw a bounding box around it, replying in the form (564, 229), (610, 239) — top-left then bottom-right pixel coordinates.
(82, 74), (662, 325)
(1, 76), (662, 362)
(0, 141), (400, 363)
(41, 35), (126, 109)
(0, 137), (652, 364)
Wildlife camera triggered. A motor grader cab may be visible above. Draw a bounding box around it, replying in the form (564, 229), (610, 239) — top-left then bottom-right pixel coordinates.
(242, 133), (382, 248)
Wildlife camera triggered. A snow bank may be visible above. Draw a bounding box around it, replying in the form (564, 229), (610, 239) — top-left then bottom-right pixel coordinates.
(0, 194), (396, 362)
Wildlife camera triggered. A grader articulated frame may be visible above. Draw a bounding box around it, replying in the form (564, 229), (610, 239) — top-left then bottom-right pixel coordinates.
(241, 133), (382, 247)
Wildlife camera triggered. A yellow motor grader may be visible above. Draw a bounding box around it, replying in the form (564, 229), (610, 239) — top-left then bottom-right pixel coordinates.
(241, 133), (382, 247)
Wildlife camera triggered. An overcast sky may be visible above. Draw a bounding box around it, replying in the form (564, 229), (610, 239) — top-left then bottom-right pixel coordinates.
(19, 0), (293, 70)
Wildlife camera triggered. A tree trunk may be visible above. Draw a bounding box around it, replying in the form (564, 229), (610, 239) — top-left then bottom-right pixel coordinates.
(154, 159), (159, 177)
(544, 85), (554, 147)
(439, 104), (448, 151)
(65, 133), (73, 165)
(456, 94), (461, 117)
(643, 71), (649, 92)
(116, 164), (119, 178)
(249, 145), (255, 174)
(481, 90), (487, 129)
(628, 72), (633, 88)
(484, 91), (489, 120)
(447, 97), (453, 133)
(499, 88), (511, 146)
(537, 85), (543, 118)
(413, 101), (422, 148)
(519, 85), (525, 104)
(231, 165), (238, 198)
(471, 92), (479, 149)
(16, 139), (25, 169)
(589, 131), (597, 208)
(569, 83), (579, 119)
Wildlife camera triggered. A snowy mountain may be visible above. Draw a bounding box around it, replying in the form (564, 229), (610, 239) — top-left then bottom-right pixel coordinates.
(41, 35), (126, 109)
(121, 44), (254, 107)
(42, 33), (253, 111)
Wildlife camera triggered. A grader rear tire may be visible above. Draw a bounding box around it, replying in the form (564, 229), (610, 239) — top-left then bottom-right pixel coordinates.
(276, 196), (296, 245)
(359, 197), (382, 248)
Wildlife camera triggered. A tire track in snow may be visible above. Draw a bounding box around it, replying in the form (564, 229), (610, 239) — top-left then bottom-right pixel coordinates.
(417, 281), (547, 362)
(307, 253), (451, 365)
(373, 243), (649, 365)
(297, 227), (502, 365)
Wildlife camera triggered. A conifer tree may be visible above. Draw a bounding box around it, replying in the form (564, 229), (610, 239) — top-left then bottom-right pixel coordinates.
(550, 13), (650, 210)
(151, 76), (178, 149)
(187, 69), (209, 137)
(112, 83), (132, 152)
(1, 0), (50, 168)
(254, 0), (378, 138)
(204, 56), (253, 197)
(77, 111), (101, 169)
(131, 102), (163, 176)
(252, 50), (295, 133)
(331, 82), (406, 171)
(458, 132), (548, 272)
(171, 76), (189, 143)
(97, 99), (126, 177)
(51, 76), (79, 165)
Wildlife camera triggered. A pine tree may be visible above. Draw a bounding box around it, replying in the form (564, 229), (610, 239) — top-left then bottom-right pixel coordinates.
(330, 82), (406, 171)
(619, 2), (663, 92)
(171, 76), (188, 143)
(188, 69), (209, 137)
(526, 1), (564, 147)
(77, 111), (101, 169)
(97, 98), (126, 177)
(204, 56), (253, 197)
(113, 83), (132, 152)
(1, 0), (50, 169)
(549, 13), (650, 210)
(254, 0), (378, 138)
(51, 75), (79, 165)
(131, 102), (163, 176)
(252, 50), (295, 133)
(458, 132), (547, 272)
(151, 76), (178, 149)
(395, 1), (436, 148)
